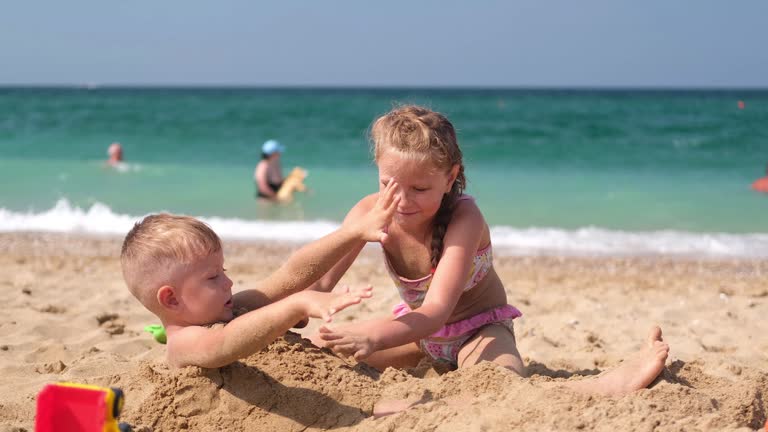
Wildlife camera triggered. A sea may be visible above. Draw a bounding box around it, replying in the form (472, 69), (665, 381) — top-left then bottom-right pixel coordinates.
(1, 87), (767, 257)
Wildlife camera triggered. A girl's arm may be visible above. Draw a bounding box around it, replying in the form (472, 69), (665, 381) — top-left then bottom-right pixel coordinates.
(319, 200), (486, 359)
(304, 194), (379, 293)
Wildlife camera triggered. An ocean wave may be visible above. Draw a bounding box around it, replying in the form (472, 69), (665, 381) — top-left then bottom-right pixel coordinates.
(0, 199), (338, 242)
(489, 226), (768, 258)
(1, 199), (767, 258)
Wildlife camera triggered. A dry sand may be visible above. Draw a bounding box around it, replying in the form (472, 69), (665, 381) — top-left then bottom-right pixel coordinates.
(0, 232), (766, 431)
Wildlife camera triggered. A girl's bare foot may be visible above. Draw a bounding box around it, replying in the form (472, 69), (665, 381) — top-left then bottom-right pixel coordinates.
(565, 326), (669, 396)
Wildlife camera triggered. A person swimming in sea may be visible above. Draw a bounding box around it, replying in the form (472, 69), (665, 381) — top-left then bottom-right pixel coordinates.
(254, 140), (286, 200)
(107, 142), (124, 166)
(752, 163), (768, 193)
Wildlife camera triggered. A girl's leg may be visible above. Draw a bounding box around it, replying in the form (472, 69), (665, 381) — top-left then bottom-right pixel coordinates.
(459, 324), (670, 397)
(375, 326), (525, 418)
(374, 325), (669, 418)
(457, 323), (526, 376)
(560, 326), (669, 396)
(362, 342), (424, 370)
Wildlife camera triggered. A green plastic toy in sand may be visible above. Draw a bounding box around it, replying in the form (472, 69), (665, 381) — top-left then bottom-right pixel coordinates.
(143, 325), (166, 344)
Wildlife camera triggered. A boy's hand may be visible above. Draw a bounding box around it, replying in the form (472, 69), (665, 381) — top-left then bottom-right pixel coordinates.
(349, 179), (400, 243)
(317, 322), (379, 360)
(300, 285), (373, 323)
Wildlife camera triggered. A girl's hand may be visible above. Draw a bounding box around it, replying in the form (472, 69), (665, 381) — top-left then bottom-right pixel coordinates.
(317, 323), (379, 360)
(299, 285), (373, 322)
(349, 179), (400, 243)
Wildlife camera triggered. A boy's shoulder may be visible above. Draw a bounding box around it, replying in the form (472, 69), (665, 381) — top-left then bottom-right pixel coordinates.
(166, 306), (246, 344)
(166, 322), (216, 342)
(165, 323), (223, 368)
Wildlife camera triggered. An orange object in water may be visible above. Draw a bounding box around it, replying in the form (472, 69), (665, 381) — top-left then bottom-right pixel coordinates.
(35, 382), (127, 432)
(753, 177), (768, 193)
(738, 100), (745, 109)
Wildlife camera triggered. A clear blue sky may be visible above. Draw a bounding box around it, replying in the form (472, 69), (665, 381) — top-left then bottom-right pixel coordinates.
(2, 1), (767, 87)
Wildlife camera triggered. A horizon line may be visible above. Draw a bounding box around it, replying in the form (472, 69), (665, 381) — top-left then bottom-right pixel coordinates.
(1, 83), (767, 92)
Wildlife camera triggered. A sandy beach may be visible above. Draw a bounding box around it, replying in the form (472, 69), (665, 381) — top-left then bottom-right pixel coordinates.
(0, 232), (766, 431)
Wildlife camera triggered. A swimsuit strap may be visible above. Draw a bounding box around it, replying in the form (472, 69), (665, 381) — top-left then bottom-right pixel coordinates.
(384, 242), (494, 309)
(385, 193), (492, 307)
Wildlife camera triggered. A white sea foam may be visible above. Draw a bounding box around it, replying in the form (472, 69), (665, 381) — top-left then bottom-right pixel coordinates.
(110, 162), (143, 173)
(489, 226), (768, 258)
(1, 199), (767, 258)
(0, 199), (337, 242)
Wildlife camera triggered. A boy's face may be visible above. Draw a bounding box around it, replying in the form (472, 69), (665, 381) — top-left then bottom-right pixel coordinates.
(176, 249), (234, 325)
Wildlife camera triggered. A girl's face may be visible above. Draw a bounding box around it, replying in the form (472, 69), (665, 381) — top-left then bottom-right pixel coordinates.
(377, 149), (458, 228)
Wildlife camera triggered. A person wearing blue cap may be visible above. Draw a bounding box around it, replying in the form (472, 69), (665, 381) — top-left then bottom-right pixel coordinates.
(254, 139), (286, 199)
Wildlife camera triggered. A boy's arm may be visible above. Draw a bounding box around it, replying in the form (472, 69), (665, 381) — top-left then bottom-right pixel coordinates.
(168, 288), (371, 369)
(236, 196), (376, 327)
(236, 226), (364, 307)
(303, 196), (377, 293)
(237, 188), (394, 308)
(169, 295), (307, 368)
(303, 243), (365, 293)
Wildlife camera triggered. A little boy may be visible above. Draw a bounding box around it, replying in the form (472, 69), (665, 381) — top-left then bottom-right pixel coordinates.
(119, 181), (399, 368)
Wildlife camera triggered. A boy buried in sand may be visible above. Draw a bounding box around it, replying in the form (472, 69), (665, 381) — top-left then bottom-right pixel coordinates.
(119, 180), (400, 368)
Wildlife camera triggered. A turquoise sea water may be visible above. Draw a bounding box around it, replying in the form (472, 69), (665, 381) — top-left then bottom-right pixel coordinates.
(1, 87), (767, 256)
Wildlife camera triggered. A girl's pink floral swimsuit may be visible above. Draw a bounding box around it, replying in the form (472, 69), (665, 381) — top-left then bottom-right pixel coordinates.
(385, 198), (522, 367)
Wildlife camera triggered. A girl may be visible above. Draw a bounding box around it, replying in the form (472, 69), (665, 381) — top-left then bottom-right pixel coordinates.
(312, 105), (669, 404)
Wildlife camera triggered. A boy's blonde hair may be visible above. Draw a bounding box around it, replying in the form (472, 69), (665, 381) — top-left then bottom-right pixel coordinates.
(120, 214), (221, 314)
(370, 105), (466, 267)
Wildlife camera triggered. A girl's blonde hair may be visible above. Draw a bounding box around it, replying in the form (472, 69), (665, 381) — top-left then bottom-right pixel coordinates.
(370, 105), (466, 267)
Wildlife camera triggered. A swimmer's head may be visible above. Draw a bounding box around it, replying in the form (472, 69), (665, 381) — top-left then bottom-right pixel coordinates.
(108, 142), (123, 161)
(261, 140), (285, 159)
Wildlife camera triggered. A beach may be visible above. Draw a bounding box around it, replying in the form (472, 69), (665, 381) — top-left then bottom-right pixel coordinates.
(1, 232), (766, 431)
(1, 4), (767, 429)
